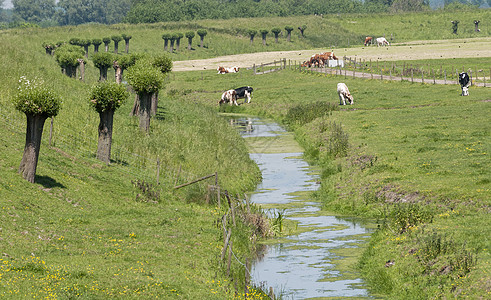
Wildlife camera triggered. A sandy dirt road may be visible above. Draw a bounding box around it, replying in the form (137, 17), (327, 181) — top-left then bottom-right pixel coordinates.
(173, 37), (491, 72)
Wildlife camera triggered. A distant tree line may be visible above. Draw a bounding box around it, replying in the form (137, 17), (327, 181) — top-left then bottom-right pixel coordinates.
(1, 0), (488, 27)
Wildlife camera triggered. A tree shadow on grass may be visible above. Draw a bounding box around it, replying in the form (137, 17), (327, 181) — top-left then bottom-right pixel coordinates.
(35, 175), (66, 189)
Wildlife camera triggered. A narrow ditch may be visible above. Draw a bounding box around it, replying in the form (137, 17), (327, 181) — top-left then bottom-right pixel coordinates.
(230, 116), (374, 299)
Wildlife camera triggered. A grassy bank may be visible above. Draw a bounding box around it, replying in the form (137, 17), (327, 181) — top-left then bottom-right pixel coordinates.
(0, 23), (267, 299)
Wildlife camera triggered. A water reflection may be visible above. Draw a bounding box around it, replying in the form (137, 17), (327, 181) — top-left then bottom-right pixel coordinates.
(229, 116), (372, 299)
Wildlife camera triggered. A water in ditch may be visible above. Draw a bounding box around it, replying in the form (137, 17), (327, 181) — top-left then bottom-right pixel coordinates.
(230, 116), (373, 299)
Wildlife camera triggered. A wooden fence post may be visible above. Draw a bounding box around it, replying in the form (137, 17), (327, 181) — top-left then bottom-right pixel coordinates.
(444, 70), (447, 84)
(227, 239), (232, 276)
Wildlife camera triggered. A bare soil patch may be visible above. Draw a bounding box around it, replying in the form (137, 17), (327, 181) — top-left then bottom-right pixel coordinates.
(173, 37), (491, 72)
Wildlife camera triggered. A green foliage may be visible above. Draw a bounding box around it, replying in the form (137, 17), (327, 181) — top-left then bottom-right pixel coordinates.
(271, 27), (281, 36)
(125, 60), (164, 94)
(88, 81), (128, 113)
(260, 29), (269, 35)
(54, 44), (84, 68)
(111, 35), (122, 43)
(68, 37), (81, 46)
(121, 33), (132, 41)
(247, 29), (257, 38)
(102, 37), (111, 44)
(161, 33), (171, 40)
(92, 38), (102, 46)
(91, 52), (113, 69)
(284, 25), (294, 32)
(12, 76), (62, 117)
(284, 101), (338, 128)
(387, 203), (433, 234)
(151, 54), (173, 74)
(185, 31), (195, 39)
(196, 29), (207, 37)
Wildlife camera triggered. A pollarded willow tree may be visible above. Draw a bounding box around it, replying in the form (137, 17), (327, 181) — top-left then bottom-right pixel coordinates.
(92, 52), (114, 81)
(89, 81), (129, 164)
(113, 53), (142, 84)
(197, 29), (207, 48)
(162, 33), (171, 51)
(55, 44), (85, 78)
(103, 37), (111, 52)
(247, 29), (257, 45)
(150, 54), (173, 116)
(271, 28), (281, 43)
(126, 60), (165, 132)
(111, 35), (123, 54)
(285, 26), (294, 42)
(12, 76), (62, 183)
(185, 31), (195, 50)
(92, 38), (102, 53)
(260, 29), (268, 46)
(175, 33), (183, 52)
(122, 34), (132, 53)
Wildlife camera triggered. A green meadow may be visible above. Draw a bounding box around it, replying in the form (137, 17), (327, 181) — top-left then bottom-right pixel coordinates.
(1, 10), (490, 299)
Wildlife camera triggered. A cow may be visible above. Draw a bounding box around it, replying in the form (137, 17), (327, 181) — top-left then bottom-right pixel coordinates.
(364, 37), (373, 46)
(234, 86), (253, 103)
(217, 66), (240, 74)
(337, 83), (354, 105)
(219, 89), (238, 105)
(376, 37), (390, 47)
(458, 72), (470, 96)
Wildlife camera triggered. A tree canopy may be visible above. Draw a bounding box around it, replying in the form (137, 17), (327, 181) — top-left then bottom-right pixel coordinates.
(12, 76), (62, 117)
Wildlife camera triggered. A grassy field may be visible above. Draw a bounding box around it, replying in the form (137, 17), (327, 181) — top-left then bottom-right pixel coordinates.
(170, 62), (490, 298)
(0, 10), (490, 299)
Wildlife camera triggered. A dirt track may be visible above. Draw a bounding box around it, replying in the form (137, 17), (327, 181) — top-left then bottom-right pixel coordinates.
(173, 37), (491, 72)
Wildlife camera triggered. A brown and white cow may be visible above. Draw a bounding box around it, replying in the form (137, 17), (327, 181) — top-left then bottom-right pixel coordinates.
(217, 66), (240, 74)
(376, 37), (390, 47)
(219, 89), (238, 105)
(364, 36), (372, 46)
(337, 83), (354, 105)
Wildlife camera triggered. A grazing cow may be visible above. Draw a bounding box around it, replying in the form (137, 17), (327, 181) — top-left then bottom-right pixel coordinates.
(219, 89), (238, 105)
(217, 66), (240, 74)
(458, 72), (470, 96)
(376, 37), (390, 47)
(364, 36), (373, 46)
(302, 52), (339, 68)
(337, 83), (354, 105)
(234, 86), (253, 103)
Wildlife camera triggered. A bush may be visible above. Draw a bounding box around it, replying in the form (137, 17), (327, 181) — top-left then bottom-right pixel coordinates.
(284, 101), (338, 128)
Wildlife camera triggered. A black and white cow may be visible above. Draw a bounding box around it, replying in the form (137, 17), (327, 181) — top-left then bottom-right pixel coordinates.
(458, 72), (470, 96)
(234, 86), (253, 104)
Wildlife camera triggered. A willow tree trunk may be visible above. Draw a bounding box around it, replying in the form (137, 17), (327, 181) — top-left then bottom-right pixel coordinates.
(114, 42), (119, 54)
(164, 40), (168, 51)
(125, 40), (130, 53)
(104, 43), (109, 52)
(176, 39), (180, 51)
(130, 94), (139, 116)
(78, 59), (85, 82)
(114, 61), (122, 84)
(99, 67), (108, 81)
(19, 114), (48, 183)
(200, 36), (204, 47)
(187, 38), (192, 50)
(96, 109), (114, 164)
(151, 90), (159, 116)
(138, 92), (152, 132)
(94, 44), (100, 53)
